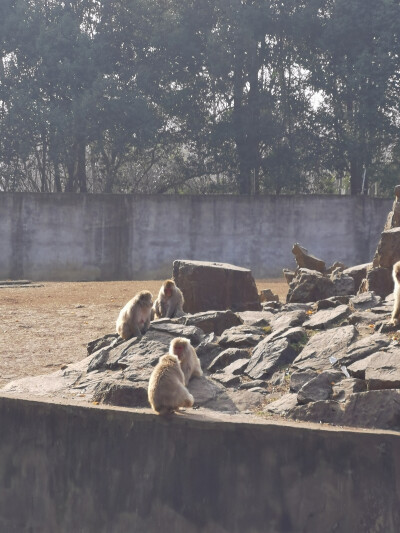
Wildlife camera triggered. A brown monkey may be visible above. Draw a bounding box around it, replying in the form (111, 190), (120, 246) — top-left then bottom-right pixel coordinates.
(116, 290), (153, 340)
(391, 261), (400, 324)
(169, 337), (203, 386)
(148, 354), (194, 414)
(153, 279), (184, 319)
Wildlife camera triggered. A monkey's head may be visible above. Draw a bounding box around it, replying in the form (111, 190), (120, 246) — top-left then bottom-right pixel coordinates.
(393, 261), (400, 282)
(138, 290), (153, 307)
(163, 279), (175, 298)
(170, 337), (189, 361)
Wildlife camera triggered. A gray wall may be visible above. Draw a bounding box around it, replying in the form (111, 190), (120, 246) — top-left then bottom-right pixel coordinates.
(0, 192), (392, 280)
(0, 395), (399, 533)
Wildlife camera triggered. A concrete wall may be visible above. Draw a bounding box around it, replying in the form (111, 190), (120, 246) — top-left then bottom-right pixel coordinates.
(0, 192), (392, 280)
(0, 395), (399, 533)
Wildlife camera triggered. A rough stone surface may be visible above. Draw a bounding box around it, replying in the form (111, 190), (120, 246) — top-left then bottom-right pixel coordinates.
(292, 243), (326, 272)
(341, 390), (400, 430)
(340, 333), (391, 366)
(302, 305), (350, 330)
(208, 348), (250, 372)
(373, 227), (400, 268)
(292, 326), (358, 371)
(297, 370), (343, 404)
(246, 338), (298, 380)
(265, 393), (298, 415)
(183, 310), (243, 336)
(289, 369), (318, 392)
(349, 291), (382, 311)
(364, 348), (400, 390)
(330, 269), (355, 296)
(218, 325), (266, 348)
(343, 263), (371, 294)
(331, 378), (367, 402)
(259, 289), (279, 303)
(358, 267), (393, 299)
(172, 259), (261, 313)
(286, 269), (334, 303)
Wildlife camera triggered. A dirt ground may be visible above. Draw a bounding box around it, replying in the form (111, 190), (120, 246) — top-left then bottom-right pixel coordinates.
(0, 279), (288, 389)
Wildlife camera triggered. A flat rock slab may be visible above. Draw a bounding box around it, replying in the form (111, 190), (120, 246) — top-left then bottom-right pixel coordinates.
(246, 337), (298, 380)
(237, 311), (274, 326)
(302, 305), (350, 330)
(218, 325), (266, 348)
(208, 348), (250, 372)
(292, 325), (358, 371)
(183, 310), (243, 335)
(173, 259), (261, 313)
(149, 322), (205, 345)
(265, 393), (299, 415)
(297, 370), (342, 404)
(349, 292), (382, 311)
(364, 348), (400, 390)
(340, 333), (391, 367)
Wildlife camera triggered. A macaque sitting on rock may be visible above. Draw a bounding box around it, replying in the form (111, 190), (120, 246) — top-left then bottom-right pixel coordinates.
(169, 337), (203, 386)
(116, 290), (153, 340)
(148, 354), (194, 415)
(391, 261), (400, 325)
(153, 279), (184, 319)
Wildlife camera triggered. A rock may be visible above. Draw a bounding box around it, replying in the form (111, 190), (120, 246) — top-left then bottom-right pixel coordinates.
(348, 354), (378, 379)
(282, 269), (296, 285)
(297, 370), (343, 404)
(195, 333), (222, 368)
(172, 259), (261, 313)
(262, 301), (281, 311)
(292, 325), (358, 371)
(383, 185), (400, 230)
(183, 310), (243, 336)
(237, 310), (274, 327)
(332, 378), (367, 402)
(266, 393), (298, 415)
(358, 267), (393, 299)
(326, 261), (347, 274)
(288, 400), (343, 425)
(93, 379), (149, 407)
(239, 379), (267, 390)
(349, 291), (382, 311)
(267, 326), (307, 345)
(343, 263), (371, 293)
(280, 303), (314, 312)
(87, 333), (120, 355)
(289, 369), (318, 392)
(365, 348), (400, 390)
(341, 390), (400, 430)
(373, 227), (400, 269)
(187, 376), (224, 406)
(269, 310), (307, 332)
(149, 322), (205, 345)
(245, 337), (298, 380)
(349, 311), (384, 326)
(315, 296), (350, 310)
(259, 289), (279, 303)
(330, 269), (355, 296)
(292, 243), (326, 272)
(212, 373), (241, 387)
(302, 305), (350, 330)
(208, 348), (250, 372)
(286, 269), (334, 303)
(223, 358), (250, 375)
(340, 333), (391, 366)
(218, 325), (266, 348)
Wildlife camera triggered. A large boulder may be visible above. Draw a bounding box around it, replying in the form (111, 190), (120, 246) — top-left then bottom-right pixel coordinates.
(373, 227), (400, 268)
(383, 185), (400, 230)
(286, 269), (334, 303)
(358, 267), (393, 298)
(173, 259), (261, 313)
(343, 263), (371, 293)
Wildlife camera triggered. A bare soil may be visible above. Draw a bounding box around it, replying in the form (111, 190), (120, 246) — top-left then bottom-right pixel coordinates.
(0, 279), (288, 389)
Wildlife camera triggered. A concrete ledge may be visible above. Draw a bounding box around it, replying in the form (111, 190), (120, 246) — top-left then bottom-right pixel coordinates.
(0, 394), (399, 532)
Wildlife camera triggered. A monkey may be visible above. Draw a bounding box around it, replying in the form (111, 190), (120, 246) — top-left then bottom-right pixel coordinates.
(153, 279), (184, 319)
(116, 290), (153, 340)
(391, 261), (400, 325)
(148, 354), (194, 415)
(169, 337), (203, 386)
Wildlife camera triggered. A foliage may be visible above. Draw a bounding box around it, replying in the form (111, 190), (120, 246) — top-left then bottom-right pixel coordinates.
(1, 0), (400, 195)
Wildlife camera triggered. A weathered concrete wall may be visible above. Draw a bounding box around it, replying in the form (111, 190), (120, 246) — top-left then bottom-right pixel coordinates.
(0, 192), (392, 280)
(0, 395), (399, 533)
